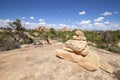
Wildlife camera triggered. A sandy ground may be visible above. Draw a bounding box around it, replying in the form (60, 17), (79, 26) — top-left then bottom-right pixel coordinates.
(0, 43), (120, 80)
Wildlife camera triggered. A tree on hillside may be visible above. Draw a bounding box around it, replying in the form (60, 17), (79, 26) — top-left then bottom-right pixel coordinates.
(101, 31), (112, 47)
(49, 28), (57, 39)
(6, 19), (33, 44)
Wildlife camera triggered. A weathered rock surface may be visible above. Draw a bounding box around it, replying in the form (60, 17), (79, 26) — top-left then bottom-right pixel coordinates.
(75, 46), (89, 56)
(54, 30), (113, 73)
(73, 35), (86, 41)
(117, 42), (120, 48)
(63, 46), (74, 52)
(0, 43), (120, 80)
(75, 30), (84, 36)
(54, 49), (84, 62)
(65, 40), (87, 52)
(100, 61), (113, 73)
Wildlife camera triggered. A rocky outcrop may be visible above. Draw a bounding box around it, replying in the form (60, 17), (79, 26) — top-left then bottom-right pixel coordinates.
(54, 30), (113, 73)
(117, 42), (120, 48)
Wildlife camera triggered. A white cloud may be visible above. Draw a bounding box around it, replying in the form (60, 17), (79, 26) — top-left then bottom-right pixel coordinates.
(80, 20), (91, 24)
(108, 23), (120, 30)
(39, 18), (45, 22)
(101, 11), (112, 16)
(79, 11), (86, 15)
(38, 22), (46, 26)
(79, 20), (92, 27)
(25, 22), (30, 25)
(1, 18), (120, 30)
(47, 24), (56, 28)
(93, 22), (108, 30)
(38, 18), (46, 26)
(0, 19), (13, 27)
(94, 17), (104, 22)
(59, 24), (67, 27)
(70, 25), (78, 29)
(94, 22), (105, 26)
(104, 21), (110, 24)
(23, 21), (38, 29)
(30, 16), (34, 19)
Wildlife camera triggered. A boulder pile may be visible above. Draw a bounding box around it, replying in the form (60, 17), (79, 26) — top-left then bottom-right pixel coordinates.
(54, 30), (113, 73)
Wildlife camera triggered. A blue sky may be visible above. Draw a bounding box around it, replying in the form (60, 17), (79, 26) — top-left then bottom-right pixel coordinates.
(0, 0), (120, 30)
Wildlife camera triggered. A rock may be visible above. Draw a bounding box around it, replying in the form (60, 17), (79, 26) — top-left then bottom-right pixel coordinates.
(54, 49), (99, 71)
(33, 32), (39, 37)
(75, 50), (100, 71)
(54, 49), (84, 62)
(100, 61), (113, 73)
(85, 50), (100, 67)
(77, 60), (98, 71)
(75, 30), (84, 36)
(65, 40), (87, 52)
(72, 35), (86, 41)
(117, 42), (120, 48)
(74, 46), (89, 56)
(54, 29), (113, 73)
(81, 46), (89, 56)
(63, 46), (74, 52)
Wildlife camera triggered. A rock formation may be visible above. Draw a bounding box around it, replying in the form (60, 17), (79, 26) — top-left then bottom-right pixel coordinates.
(54, 30), (113, 73)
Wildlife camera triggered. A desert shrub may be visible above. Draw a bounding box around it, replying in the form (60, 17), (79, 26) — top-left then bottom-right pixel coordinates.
(0, 36), (20, 51)
(96, 44), (107, 49)
(19, 35), (33, 44)
(107, 47), (120, 53)
(56, 31), (74, 42)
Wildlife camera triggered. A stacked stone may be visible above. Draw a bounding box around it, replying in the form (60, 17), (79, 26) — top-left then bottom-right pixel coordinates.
(54, 30), (113, 73)
(63, 30), (89, 56)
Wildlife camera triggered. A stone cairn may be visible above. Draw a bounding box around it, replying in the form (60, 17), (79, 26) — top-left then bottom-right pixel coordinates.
(54, 30), (113, 73)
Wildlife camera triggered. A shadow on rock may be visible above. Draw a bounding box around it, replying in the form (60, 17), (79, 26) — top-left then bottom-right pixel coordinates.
(113, 70), (120, 80)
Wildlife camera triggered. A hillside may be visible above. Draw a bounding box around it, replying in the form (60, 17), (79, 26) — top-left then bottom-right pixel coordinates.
(0, 43), (120, 80)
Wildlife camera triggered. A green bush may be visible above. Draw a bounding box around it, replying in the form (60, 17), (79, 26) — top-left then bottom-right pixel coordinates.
(0, 37), (20, 51)
(107, 47), (120, 53)
(96, 44), (107, 49)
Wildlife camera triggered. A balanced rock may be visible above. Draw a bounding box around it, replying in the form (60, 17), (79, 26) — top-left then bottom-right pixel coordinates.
(75, 46), (89, 56)
(83, 50), (100, 69)
(54, 49), (84, 62)
(63, 46), (74, 52)
(54, 30), (113, 73)
(75, 30), (84, 36)
(73, 35), (86, 41)
(65, 40), (87, 52)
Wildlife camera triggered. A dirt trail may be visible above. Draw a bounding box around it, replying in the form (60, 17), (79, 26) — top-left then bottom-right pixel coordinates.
(0, 43), (120, 80)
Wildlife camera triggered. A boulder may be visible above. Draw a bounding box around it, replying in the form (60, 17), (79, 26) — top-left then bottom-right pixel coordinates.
(54, 30), (113, 73)
(75, 30), (84, 36)
(63, 46), (74, 52)
(100, 61), (113, 73)
(74, 46), (89, 56)
(84, 50), (100, 69)
(77, 60), (98, 71)
(72, 35), (86, 41)
(54, 49), (84, 62)
(54, 49), (99, 71)
(117, 42), (120, 48)
(65, 40), (87, 52)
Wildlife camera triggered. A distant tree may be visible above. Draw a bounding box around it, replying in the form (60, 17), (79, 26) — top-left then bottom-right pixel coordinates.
(49, 28), (57, 38)
(101, 31), (112, 47)
(8, 19), (26, 42)
(4, 19), (33, 44)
